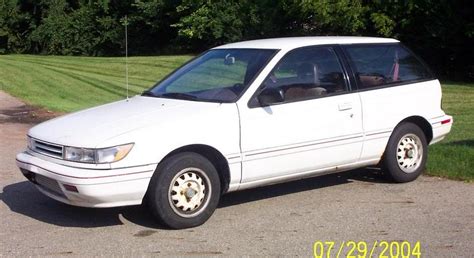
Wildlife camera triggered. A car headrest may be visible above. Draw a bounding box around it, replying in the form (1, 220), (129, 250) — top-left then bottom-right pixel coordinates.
(297, 63), (319, 85)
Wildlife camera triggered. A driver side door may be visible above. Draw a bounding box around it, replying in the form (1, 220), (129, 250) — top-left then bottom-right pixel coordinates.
(238, 46), (364, 184)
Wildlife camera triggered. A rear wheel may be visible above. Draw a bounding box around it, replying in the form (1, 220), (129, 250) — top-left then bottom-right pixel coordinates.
(147, 152), (221, 229)
(382, 123), (428, 183)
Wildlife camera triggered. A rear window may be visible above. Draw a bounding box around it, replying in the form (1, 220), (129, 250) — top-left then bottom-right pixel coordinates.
(344, 44), (433, 89)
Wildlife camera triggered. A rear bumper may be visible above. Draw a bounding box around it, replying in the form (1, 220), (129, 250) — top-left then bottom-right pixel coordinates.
(430, 115), (453, 145)
(16, 151), (157, 208)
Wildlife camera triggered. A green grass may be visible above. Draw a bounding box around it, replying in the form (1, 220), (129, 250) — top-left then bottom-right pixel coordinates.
(426, 82), (474, 181)
(0, 54), (193, 111)
(0, 55), (472, 181)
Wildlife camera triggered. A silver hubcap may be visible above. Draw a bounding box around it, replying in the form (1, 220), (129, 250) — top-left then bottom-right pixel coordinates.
(396, 133), (423, 173)
(168, 168), (211, 218)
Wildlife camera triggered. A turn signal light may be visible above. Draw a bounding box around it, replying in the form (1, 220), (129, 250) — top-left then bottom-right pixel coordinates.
(63, 184), (78, 193)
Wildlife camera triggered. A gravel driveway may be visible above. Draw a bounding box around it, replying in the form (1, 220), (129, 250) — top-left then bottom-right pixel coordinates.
(0, 91), (473, 256)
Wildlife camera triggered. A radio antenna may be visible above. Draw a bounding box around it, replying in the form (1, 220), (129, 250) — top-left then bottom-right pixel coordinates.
(124, 15), (129, 101)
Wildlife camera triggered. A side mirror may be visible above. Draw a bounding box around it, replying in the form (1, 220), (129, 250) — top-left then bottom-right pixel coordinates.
(257, 87), (284, 106)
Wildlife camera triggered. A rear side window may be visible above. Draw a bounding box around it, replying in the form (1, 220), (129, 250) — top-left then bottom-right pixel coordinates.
(344, 44), (433, 89)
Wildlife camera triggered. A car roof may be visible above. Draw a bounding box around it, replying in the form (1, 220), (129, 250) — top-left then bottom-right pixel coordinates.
(213, 36), (399, 50)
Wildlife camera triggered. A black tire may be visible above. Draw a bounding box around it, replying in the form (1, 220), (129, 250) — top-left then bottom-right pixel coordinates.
(147, 152), (221, 229)
(382, 122), (428, 183)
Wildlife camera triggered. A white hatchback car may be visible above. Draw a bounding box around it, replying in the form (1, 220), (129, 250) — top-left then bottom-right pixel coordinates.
(16, 37), (452, 228)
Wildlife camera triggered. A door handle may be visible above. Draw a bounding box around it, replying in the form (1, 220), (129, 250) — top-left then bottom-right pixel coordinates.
(338, 102), (353, 111)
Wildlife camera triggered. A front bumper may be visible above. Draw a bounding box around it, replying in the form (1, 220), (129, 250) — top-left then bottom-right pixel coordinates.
(16, 151), (157, 208)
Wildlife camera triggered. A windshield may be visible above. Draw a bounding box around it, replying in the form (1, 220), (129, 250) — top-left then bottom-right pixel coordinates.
(144, 49), (277, 102)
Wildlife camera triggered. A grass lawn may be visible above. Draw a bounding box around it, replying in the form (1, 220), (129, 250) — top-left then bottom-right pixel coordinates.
(0, 55), (472, 181)
(0, 54), (193, 111)
(426, 82), (474, 182)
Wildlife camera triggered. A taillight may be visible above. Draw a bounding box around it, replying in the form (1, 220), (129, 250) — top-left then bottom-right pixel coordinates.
(441, 118), (451, 125)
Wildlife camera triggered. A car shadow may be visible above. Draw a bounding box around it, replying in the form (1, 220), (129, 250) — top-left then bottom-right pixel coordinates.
(219, 167), (388, 208)
(0, 181), (163, 229)
(0, 168), (388, 229)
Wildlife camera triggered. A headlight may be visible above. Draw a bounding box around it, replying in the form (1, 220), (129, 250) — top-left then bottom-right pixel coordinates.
(27, 136), (34, 150)
(96, 144), (134, 163)
(64, 143), (133, 164)
(64, 147), (96, 162)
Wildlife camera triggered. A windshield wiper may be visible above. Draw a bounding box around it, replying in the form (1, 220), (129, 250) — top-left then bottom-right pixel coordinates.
(142, 90), (157, 97)
(157, 92), (198, 101)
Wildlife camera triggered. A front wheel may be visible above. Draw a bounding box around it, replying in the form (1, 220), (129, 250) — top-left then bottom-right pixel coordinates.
(382, 123), (428, 183)
(147, 152), (221, 229)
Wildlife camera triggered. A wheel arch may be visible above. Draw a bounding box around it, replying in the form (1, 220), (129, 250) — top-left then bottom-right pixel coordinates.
(157, 144), (231, 194)
(396, 116), (433, 143)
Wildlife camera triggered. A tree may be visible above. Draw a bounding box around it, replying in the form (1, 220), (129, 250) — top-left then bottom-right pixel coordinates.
(282, 0), (367, 35)
(0, 0), (472, 80)
(0, 0), (39, 53)
(30, 0), (121, 55)
(173, 0), (250, 49)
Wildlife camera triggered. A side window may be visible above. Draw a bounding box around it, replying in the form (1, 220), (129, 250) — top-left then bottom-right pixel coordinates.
(261, 46), (347, 103)
(344, 44), (433, 89)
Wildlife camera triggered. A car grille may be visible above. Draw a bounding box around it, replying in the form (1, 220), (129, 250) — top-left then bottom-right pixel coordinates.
(31, 138), (63, 158)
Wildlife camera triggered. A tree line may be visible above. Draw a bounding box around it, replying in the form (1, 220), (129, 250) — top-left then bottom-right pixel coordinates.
(1, 0), (473, 81)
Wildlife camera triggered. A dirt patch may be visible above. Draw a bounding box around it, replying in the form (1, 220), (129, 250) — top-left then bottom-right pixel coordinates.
(0, 104), (63, 124)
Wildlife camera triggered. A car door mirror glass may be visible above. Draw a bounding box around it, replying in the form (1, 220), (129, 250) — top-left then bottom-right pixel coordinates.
(257, 87), (284, 106)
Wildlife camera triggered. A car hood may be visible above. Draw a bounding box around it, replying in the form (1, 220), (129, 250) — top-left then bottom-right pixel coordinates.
(28, 96), (222, 147)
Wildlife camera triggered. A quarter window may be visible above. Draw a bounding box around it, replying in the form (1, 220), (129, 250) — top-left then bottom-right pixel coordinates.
(260, 46), (347, 103)
(344, 44), (433, 89)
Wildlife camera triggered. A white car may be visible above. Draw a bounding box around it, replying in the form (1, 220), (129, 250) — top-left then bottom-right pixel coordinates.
(16, 37), (452, 229)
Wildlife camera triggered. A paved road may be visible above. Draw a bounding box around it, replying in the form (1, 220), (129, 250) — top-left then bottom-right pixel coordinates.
(1, 91), (473, 256)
